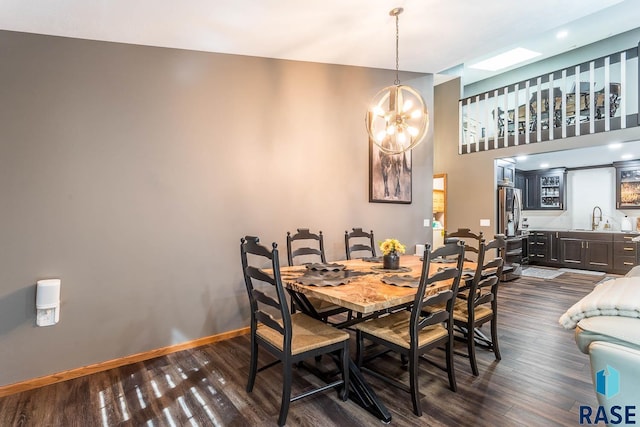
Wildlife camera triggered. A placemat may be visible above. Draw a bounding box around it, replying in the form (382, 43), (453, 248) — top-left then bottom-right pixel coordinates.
(381, 274), (420, 288)
(361, 256), (382, 263)
(305, 262), (346, 272)
(296, 270), (367, 287)
(371, 265), (412, 273)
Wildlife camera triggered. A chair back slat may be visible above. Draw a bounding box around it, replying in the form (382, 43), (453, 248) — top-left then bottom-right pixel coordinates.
(246, 266), (276, 286)
(291, 247), (323, 258)
(417, 308), (449, 330)
(252, 288), (280, 309)
(287, 228), (326, 266)
(345, 228), (376, 260)
(256, 311), (285, 335)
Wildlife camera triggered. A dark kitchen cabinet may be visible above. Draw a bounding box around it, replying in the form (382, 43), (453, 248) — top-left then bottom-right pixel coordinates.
(558, 232), (612, 272)
(614, 160), (640, 209)
(518, 168), (566, 211)
(527, 231), (547, 262)
(496, 159), (516, 187)
(528, 230), (636, 273)
(547, 231), (561, 265)
(613, 233), (639, 274)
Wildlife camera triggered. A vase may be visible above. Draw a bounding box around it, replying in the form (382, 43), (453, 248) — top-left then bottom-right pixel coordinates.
(383, 252), (400, 270)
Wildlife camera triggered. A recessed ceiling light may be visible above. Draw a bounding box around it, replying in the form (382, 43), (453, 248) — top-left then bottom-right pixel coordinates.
(469, 48), (542, 72)
(556, 30), (569, 39)
(621, 153), (634, 160)
(608, 142), (623, 150)
(540, 162), (550, 168)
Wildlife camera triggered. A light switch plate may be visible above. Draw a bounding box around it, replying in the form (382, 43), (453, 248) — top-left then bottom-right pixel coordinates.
(480, 219), (491, 227)
(424, 219), (430, 227)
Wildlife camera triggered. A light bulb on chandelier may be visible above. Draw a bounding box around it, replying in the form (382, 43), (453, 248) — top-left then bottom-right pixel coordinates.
(366, 7), (429, 155)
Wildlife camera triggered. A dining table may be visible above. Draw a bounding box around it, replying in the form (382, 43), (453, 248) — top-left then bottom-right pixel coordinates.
(277, 255), (478, 423)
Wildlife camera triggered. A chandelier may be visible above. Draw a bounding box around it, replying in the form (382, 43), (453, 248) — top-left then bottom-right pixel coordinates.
(366, 7), (429, 155)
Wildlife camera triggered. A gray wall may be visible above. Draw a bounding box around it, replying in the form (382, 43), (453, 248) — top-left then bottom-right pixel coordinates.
(0, 30), (434, 386)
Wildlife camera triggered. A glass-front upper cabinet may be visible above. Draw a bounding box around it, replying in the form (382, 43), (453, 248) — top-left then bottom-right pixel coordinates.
(615, 160), (640, 209)
(539, 169), (566, 210)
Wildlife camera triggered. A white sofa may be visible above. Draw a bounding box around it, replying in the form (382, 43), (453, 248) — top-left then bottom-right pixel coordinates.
(567, 266), (640, 417)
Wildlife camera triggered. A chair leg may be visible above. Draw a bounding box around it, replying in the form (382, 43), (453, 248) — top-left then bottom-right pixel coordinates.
(341, 345), (350, 401)
(355, 330), (364, 367)
(468, 322), (479, 376)
(491, 316), (502, 361)
(278, 360), (292, 427)
(446, 334), (458, 392)
(247, 333), (258, 392)
(400, 354), (408, 366)
(409, 351), (422, 417)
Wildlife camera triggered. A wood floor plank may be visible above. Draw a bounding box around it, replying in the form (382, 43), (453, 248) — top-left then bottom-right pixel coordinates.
(0, 269), (607, 426)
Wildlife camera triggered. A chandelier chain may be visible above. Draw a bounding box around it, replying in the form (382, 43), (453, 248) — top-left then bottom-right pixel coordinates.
(394, 12), (400, 85)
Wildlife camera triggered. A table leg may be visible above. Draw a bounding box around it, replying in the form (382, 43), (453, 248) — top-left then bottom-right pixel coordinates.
(347, 359), (392, 423)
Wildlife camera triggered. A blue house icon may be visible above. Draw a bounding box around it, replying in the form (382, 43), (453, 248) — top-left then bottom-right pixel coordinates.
(596, 365), (620, 399)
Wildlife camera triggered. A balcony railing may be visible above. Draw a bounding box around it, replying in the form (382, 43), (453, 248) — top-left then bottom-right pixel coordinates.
(459, 44), (639, 154)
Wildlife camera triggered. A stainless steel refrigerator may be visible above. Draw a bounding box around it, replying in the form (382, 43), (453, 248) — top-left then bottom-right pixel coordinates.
(497, 186), (522, 237)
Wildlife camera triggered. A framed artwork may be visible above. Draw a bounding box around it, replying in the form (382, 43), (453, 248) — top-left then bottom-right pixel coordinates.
(369, 138), (412, 204)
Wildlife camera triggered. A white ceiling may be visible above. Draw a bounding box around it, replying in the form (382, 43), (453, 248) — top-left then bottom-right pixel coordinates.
(1, 0), (638, 85)
(505, 140), (640, 171)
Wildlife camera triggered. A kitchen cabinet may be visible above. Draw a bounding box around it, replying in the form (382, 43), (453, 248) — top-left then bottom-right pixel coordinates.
(496, 159), (515, 187)
(517, 168), (566, 211)
(613, 233), (639, 274)
(547, 231), (561, 265)
(527, 230), (636, 273)
(614, 160), (640, 209)
(558, 232), (612, 272)
(527, 231), (547, 261)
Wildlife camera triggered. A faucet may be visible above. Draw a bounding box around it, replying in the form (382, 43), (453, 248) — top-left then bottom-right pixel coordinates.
(592, 206), (603, 230)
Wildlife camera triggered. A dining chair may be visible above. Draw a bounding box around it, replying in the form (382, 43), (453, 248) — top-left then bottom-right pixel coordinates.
(450, 236), (506, 376)
(240, 236), (350, 426)
(344, 228), (376, 260)
(286, 228), (326, 266)
(354, 240), (465, 417)
(286, 228), (352, 323)
(445, 228), (484, 262)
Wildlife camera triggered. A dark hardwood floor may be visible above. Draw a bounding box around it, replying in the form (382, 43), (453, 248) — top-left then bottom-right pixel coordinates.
(0, 269), (609, 426)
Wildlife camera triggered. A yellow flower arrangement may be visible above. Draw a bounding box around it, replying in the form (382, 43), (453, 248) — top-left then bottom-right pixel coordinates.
(379, 238), (406, 256)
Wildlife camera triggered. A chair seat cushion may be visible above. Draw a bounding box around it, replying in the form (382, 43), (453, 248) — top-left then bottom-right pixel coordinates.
(354, 311), (447, 349)
(257, 312), (349, 355)
(451, 300), (493, 323)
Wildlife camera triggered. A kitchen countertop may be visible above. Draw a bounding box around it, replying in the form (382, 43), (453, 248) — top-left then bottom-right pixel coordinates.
(524, 228), (640, 234)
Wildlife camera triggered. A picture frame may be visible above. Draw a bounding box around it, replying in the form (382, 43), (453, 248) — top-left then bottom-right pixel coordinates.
(369, 138), (412, 204)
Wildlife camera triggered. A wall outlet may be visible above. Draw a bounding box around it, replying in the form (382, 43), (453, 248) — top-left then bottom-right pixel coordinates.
(36, 308), (56, 327)
(480, 219), (491, 227)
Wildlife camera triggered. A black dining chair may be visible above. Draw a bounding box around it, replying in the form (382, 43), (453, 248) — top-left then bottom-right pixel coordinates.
(286, 228), (352, 323)
(286, 228), (326, 266)
(445, 228), (484, 262)
(345, 228), (376, 260)
(450, 236), (506, 375)
(240, 236), (350, 426)
(354, 240), (465, 416)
